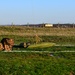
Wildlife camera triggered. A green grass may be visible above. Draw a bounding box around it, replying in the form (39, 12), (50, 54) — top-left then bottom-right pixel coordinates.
(0, 35), (75, 45)
(0, 26), (75, 75)
(12, 42), (75, 51)
(0, 52), (75, 75)
(0, 42), (75, 75)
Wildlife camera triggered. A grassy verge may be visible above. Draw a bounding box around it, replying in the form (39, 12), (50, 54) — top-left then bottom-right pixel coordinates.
(0, 52), (75, 75)
(0, 26), (75, 75)
(0, 26), (75, 36)
(0, 35), (75, 45)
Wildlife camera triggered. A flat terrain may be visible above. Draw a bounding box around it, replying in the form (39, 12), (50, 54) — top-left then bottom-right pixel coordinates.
(0, 26), (75, 36)
(0, 26), (75, 75)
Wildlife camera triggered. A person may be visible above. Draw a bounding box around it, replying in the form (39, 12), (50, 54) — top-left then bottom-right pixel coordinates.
(1, 38), (14, 51)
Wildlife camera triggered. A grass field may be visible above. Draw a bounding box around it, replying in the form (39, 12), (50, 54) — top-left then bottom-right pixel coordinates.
(0, 26), (75, 36)
(0, 52), (75, 75)
(0, 26), (75, 75)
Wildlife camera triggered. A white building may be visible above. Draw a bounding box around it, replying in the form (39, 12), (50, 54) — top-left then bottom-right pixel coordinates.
(44, 23), (53, 27)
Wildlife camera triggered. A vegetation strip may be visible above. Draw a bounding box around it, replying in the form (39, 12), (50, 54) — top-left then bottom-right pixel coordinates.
(3, 50), (75, 53)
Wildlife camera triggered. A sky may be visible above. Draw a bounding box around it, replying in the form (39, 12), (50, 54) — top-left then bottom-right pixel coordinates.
(0, 0), (75, 25)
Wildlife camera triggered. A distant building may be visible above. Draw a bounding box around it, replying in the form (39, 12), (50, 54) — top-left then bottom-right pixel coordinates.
(44, 23), (53, 27)
(22, 23), (53, 27)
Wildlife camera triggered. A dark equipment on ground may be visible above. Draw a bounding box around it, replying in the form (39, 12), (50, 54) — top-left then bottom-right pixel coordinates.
(13, 42), (30, 48)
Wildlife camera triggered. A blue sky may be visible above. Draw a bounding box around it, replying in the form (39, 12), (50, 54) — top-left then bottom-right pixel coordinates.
(0, 0), (75, 24)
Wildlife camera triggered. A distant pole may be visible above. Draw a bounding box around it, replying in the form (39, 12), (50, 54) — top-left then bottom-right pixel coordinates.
(27, 22), (29, 27)
(58, 23), (60, 28)
(42, 23), (45, 28)
(73, 23), (74, 28)
(11, 22), (14, 26)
